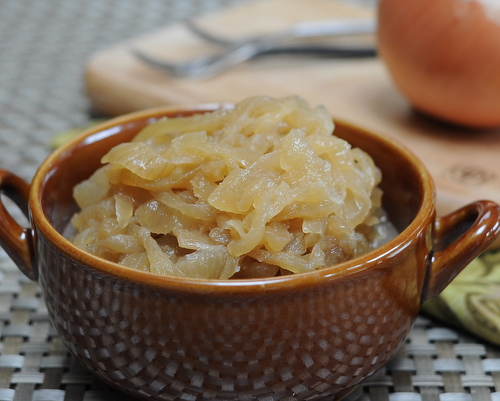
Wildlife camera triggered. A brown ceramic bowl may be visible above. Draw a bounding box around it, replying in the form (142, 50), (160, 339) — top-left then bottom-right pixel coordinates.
(0, 105), (499, 401)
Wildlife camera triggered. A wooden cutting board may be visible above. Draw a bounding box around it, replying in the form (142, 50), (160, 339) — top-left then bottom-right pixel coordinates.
(85, 0), (500, 247)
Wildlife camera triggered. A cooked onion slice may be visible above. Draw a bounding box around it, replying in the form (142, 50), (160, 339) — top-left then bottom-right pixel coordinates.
(70, 96), (394, 279)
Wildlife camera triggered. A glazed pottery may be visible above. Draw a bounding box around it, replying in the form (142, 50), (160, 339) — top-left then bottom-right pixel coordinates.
(0, 105), (499, 401)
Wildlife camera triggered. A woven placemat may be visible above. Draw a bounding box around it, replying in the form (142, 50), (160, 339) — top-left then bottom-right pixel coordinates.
(0, 0), (499, 400)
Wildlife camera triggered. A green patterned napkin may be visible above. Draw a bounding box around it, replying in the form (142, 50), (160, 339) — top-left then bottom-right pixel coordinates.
(50, 120), (106, 149)
(423, 249), (500, 345)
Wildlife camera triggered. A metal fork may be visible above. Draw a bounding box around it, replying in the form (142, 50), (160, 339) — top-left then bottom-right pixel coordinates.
(131, 18), (376, 80)
(185, 18), (376, 47)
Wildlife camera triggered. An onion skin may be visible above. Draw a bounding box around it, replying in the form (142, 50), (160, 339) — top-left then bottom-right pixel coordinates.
(377, 0), (500, 129)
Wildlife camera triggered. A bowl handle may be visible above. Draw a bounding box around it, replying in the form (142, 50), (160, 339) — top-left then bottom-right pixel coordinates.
(0, 170), (37, 281)
(422, 200), (500, 302)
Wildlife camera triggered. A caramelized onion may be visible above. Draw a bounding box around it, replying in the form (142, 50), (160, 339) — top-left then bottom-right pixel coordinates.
(70, 96), (396, 279)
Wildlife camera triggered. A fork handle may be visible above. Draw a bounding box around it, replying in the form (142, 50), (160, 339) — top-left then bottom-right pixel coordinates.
(256, 45), (376, 58)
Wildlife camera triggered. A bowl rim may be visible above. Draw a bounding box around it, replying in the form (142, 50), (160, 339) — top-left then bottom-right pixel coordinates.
(30, 104), (435, 295)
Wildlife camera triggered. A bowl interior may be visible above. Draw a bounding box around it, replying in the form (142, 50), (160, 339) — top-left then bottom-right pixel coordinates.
(37, 107), (430, 270)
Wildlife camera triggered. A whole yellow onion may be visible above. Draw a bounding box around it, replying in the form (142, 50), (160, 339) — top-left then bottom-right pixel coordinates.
(377, 0), (500, 129)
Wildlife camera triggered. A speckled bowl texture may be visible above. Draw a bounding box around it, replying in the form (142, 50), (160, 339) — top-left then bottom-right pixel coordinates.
(0, 105), (499, 401)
